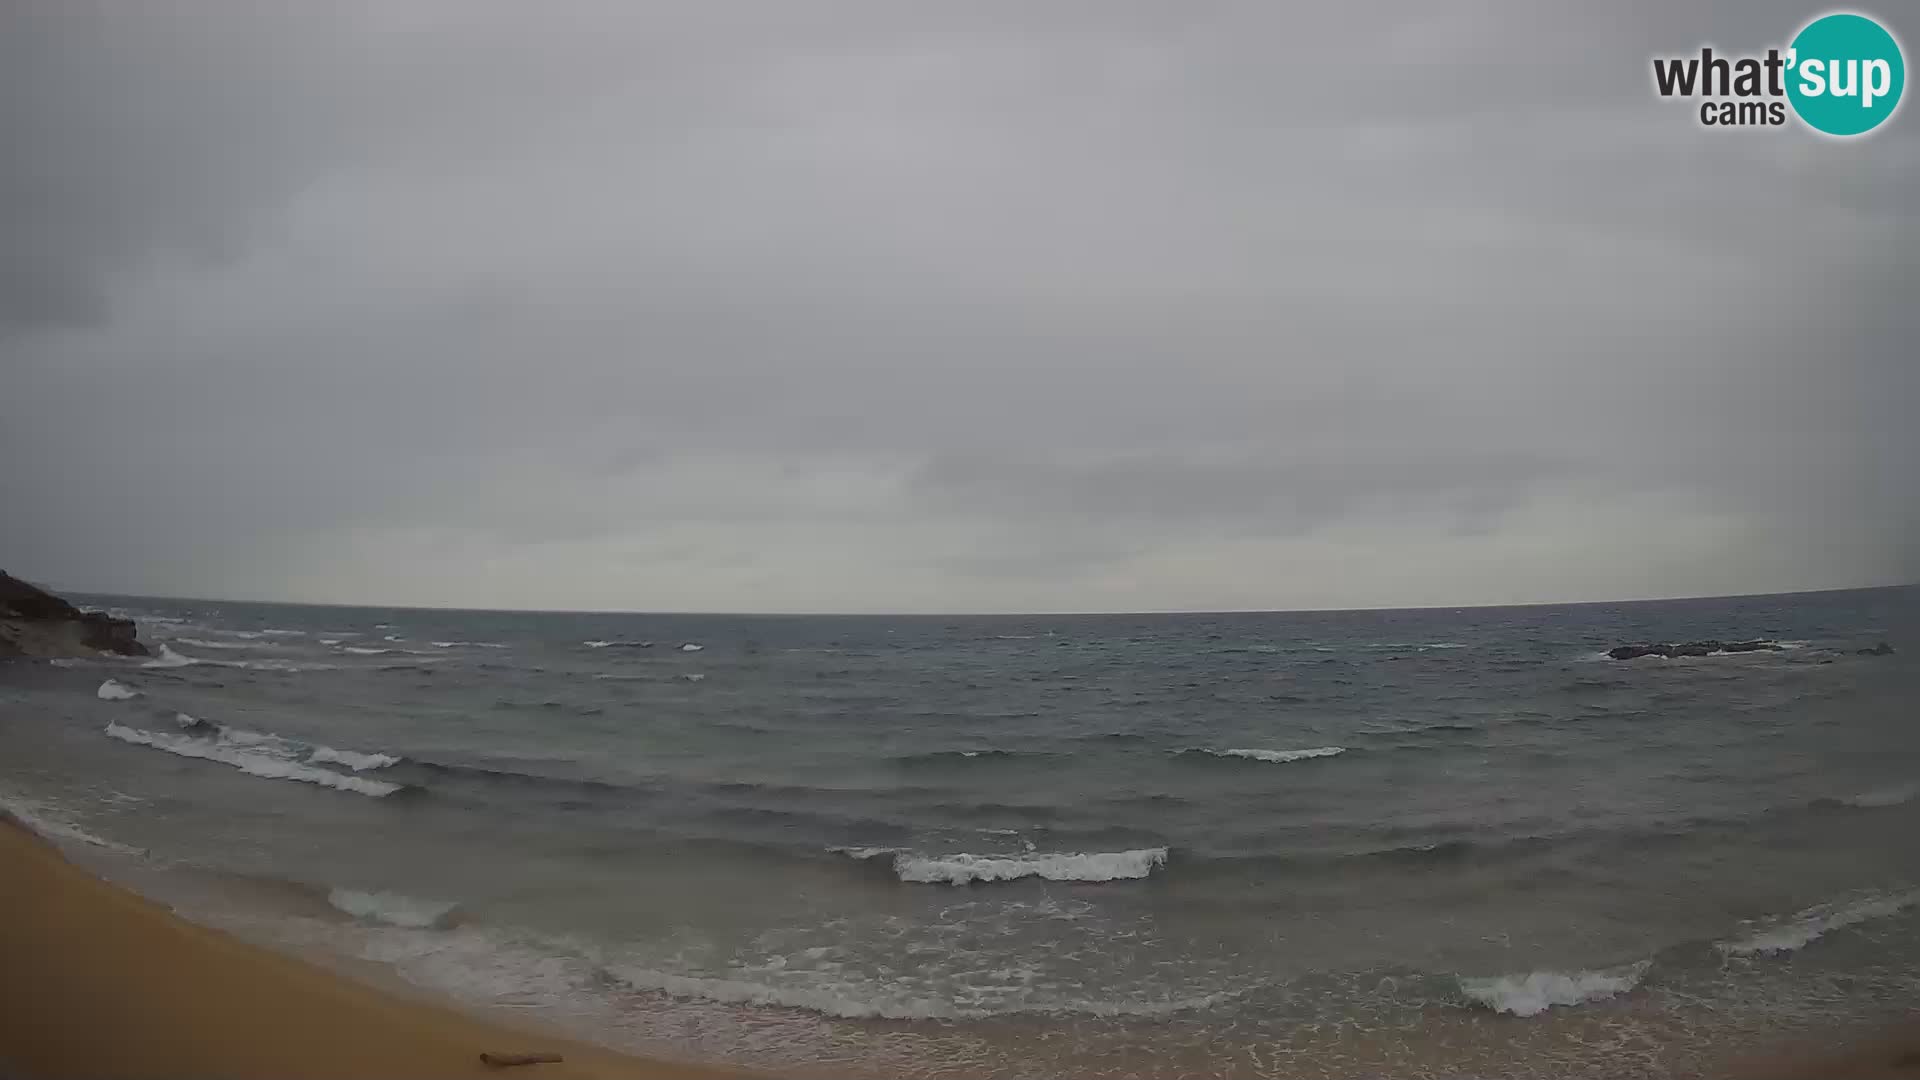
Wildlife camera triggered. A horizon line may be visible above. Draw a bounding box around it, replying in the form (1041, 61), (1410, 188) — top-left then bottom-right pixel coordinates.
(51, 578), (1919, 621)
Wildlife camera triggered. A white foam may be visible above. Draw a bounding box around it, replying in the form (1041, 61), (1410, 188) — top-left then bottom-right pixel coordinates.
(892, 847), (1169, 885)
(258, 629), (307, 637)
(229, 656), (340, 672)
(140, 643), (336, 672)
(826, 845), (900, 861)
(1193, 746), (1346, 763)
(172, 637), (268, 650)
(681, 643), (704, 652)
(430, 641), (507, 648)
(308, 746), (402, 772)
(328, 888), (460, 929)
(342, 646), (395, 655)
(602, 964), (959, 1021)
(1718, 891), (1920, 956)
(1458, 961), (1649, 1017)
(0, 791), (143, 855)
(103, 722), (402, 798)
(582, 639), (653, 649)
(141, 644), (197, 668)
(96, 679), (139, 701)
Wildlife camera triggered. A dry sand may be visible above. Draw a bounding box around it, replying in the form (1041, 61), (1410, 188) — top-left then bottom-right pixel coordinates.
(0, 815), (755, 1080)
(3, 810), (1916, 1080)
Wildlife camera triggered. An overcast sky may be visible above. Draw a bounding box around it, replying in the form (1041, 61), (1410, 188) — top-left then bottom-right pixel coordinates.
(2, 2), (1915, 613)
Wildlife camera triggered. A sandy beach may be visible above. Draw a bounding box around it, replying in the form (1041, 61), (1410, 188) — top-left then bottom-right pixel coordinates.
(0, 815), (754, 1080)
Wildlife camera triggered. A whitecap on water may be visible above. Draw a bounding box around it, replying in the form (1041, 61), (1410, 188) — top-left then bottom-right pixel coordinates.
(103, 722), (404, 798)
(1718, 891), (1920, 956)
(1184, 746), (1346, 763)
(328, 888), (461, 929)
(1457, 961), (1649, 1017)
(885, 847), (1169, 885)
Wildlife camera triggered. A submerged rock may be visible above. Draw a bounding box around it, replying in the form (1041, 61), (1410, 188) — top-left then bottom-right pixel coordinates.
(1606, 640), (1783, 660)
(0, 570), (148, 659)
(1856, 641), (1896, 657)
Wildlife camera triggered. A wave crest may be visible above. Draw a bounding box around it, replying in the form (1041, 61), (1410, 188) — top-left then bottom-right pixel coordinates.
(141, 643), (338, 672)
(1718, 891), (1920, 956)
(308, 746), (403, 772)
(96, 679), (139, 701)
(1179, 746), (1346, 764)
(887, 847), (1169, 885)
(327, 888), (461, 929)
(103, 722), (406, 798)
(1458, 961), (1649, 1017)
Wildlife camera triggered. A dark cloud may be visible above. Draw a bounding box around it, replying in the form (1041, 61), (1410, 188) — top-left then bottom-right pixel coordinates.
(1, 1), (1914, 611)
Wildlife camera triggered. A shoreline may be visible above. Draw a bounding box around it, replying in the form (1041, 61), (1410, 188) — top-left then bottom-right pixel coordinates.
(0, 814), (758, 1080)
(5, 810), (1920, 1079)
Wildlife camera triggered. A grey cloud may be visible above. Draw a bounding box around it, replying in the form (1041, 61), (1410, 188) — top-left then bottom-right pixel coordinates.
(912, 450), (1578, 533)
(1, 2), (1914, 610)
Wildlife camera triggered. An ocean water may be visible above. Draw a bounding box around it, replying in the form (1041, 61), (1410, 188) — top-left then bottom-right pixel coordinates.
(3, 586), (1918, 1078)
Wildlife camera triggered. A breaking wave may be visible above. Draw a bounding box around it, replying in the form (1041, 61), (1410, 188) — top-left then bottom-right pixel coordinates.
(96, 679), (139, 701)
(1178, 746), (1347, 764)
(308, 746), (404, 772)
(584, 640), (652, 649)
(140, 644), (338, 672)
(1457, 961), (1649, 1017)
(140, 644), (197, 668)
(327, 888), (461, 929)
(1717, 890), (1920, 956)
(102, 721), (407, 798)
(858, 847), (1170, 885)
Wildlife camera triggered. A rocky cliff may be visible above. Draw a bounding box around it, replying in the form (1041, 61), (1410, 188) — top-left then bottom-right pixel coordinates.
(0, 571), (148, 659)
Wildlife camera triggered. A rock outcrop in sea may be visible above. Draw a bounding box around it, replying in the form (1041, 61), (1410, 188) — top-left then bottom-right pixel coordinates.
(1606, 640), (1783, 660)
(0, 571), (147, 659)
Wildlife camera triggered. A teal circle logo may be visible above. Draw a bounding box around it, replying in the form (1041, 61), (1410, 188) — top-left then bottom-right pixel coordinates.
(1787, 12), (1905, 136)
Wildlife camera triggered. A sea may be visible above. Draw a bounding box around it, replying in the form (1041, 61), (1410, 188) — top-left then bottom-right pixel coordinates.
(3, 585), (1917, 1079)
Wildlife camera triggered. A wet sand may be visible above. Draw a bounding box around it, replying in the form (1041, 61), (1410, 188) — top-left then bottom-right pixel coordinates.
(0, 814), (755, 1080)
